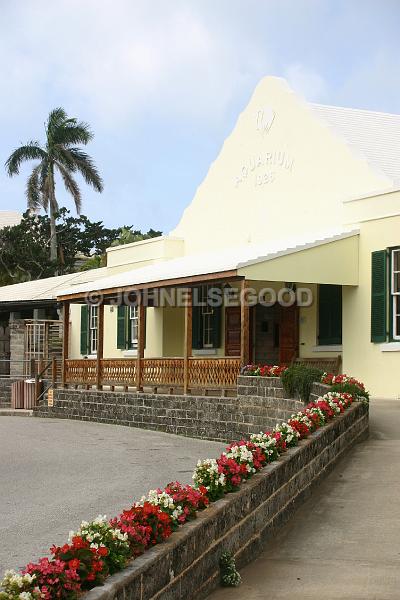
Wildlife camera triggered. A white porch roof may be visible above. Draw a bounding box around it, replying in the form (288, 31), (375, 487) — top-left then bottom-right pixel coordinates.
(0, 268), (108, 304)
(57, 228), (359, 299)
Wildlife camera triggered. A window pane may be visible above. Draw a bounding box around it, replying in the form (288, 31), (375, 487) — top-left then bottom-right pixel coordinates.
(131, 320), (138, 345)
(90, 306), (98, 328)
(393, 250), (400, 272)
(393, 272), (400, 294)
(90, 328), (98, 354)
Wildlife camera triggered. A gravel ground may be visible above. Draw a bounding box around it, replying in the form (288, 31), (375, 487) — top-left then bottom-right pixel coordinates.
(0, 417), (224, 575)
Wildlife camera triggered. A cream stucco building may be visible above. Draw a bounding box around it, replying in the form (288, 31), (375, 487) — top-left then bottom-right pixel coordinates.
(2, 77), (399, 398)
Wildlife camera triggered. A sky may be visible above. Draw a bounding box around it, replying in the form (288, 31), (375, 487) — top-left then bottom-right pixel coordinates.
(0, 0), (399, 234)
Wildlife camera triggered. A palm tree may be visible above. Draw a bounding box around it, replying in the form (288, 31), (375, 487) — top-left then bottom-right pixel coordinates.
(5, 108), (103, 264)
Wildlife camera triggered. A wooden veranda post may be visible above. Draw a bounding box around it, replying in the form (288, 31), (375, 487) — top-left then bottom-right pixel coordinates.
(96, 303), (104, 390)
(136, 293), (145, 392)
(183, 288), (193, 395)
(62, 301), (70, 387)
(240, 279), (250, 366)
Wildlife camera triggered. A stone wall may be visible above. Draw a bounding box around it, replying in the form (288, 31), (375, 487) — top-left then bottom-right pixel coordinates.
(9, 321), (25, 377)
(35, 377), (307, 442)
(80, 401), (368, 600)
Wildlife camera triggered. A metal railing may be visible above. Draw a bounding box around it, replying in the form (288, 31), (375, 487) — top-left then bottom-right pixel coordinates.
(0, 359), (38, 379)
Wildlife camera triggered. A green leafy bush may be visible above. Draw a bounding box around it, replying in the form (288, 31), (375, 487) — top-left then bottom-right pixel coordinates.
(330, 381), (369, 402)
(219, 552), (241, 587)
(282, 364), (324, 402)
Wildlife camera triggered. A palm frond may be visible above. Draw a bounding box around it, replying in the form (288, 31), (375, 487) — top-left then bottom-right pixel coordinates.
(26, 164), (43, 210)
(5, 142), (46, 176)
(52, 146), (77, 171)
(67, 147), (104, 192)
(41, 167), (52, 212)
(46, 108), (68, 131)
(46, 108), (68, 147)
(54, 122), (94, 146)
(56, 161), (82, 213)
(46, 108), (93, 148)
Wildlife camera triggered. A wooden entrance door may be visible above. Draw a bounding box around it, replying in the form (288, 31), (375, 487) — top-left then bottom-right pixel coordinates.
(225, 306), (254, 359)
(225, 307), (241, 356)
(279, 304), (299, 364)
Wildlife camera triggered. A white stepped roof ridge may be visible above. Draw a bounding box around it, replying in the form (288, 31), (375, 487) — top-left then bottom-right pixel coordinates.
(57, 228), (359, 298)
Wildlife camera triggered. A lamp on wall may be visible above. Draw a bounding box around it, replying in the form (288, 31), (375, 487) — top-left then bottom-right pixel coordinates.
(285, 282), (297, 292)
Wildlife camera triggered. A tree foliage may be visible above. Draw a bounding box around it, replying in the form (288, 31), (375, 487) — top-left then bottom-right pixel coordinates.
(5, 108), (103, 263)
(0, 209), (161, 284)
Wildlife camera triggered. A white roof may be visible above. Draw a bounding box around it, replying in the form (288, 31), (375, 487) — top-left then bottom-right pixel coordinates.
(0, 268), (108, 303)
(58, 229), (359, 297)
(0, 211), (22, 229)
(311, 103), (400, 186)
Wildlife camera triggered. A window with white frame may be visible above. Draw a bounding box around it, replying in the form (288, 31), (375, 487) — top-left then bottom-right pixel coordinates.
(129, 305), (138, 348)
(89, 305), (98, 354)
(391, 248), (400, 340)
(200, 285), (214, 348)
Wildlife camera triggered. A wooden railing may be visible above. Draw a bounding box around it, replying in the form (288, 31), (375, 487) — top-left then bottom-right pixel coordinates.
(100, 360), (137, 386)
(65, 359), (97, 385)
(64, 357), (241, 392)
(142, 358), (185, 387)
(188, 357), (240, 388)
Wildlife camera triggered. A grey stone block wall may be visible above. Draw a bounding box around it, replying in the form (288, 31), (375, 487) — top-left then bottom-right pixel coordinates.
(35, 377), (307, 442)
(9, 321), (25, 377)
(309, 381), (331, 402)
(80, 401), (368, 600)
(35, 377), (332, 441)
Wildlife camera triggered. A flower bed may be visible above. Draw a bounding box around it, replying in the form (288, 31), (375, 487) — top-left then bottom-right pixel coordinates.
(0, 376), (368, 600)
(241, 364), (369, 402)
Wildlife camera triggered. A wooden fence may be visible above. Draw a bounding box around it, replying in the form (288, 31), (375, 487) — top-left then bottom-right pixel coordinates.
(64, 357), (241, 393)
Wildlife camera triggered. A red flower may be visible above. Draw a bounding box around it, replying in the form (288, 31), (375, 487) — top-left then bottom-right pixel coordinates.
(68, 558), (80, 570)
(97, 546), (108, 557)
(71, 536), (88, 550)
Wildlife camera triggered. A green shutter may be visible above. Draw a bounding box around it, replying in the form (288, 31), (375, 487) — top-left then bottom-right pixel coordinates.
(80, 305), (89, 355)
(318, 285), (342, 345)
(371, 250), (387, 343)
(117, 306), (127, 349)
(192, 287), (202, 349)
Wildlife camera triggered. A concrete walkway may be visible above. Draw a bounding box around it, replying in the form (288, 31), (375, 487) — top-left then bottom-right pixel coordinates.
(208, 400), (400, 600)
(0, 417), (224, 576)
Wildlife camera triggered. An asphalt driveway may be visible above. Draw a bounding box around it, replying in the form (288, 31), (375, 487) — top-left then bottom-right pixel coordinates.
(0, 417), (224, 575)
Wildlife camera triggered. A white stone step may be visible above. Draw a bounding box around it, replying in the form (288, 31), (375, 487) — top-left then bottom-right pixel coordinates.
(0, 409), (33, 417)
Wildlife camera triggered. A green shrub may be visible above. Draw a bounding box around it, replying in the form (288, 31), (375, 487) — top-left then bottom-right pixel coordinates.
(219, 552), (241, 587)
(281, 364), (324, 402)
(330, 381), (370, 402)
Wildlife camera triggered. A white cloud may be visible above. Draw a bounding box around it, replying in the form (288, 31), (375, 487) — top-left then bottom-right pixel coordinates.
(0, 0), (272, 127)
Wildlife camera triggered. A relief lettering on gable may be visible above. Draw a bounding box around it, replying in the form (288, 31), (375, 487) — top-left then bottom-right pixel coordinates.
(235, 151), (295, 188)
(234, 107), (295, 188)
